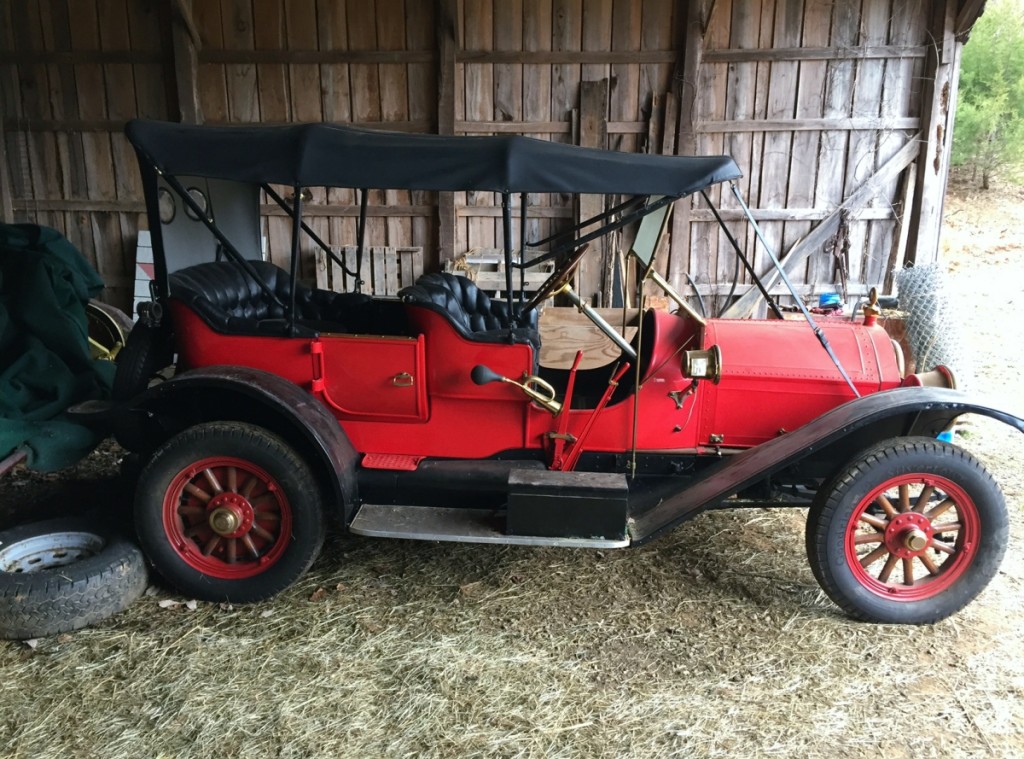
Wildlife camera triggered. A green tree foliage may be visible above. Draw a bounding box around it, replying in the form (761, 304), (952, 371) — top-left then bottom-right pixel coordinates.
(952, 0), (1024, 188)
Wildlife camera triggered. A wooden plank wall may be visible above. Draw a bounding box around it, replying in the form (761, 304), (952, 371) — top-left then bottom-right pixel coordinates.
(0, 0), (675, 310)
(191, 0), (438, 287)
(0, 0), (168, 309)
(453, 0), (677, 304)
(191, 0), (676, 296)
(673, 0), (935, 314)
(0, 0), (966, 315)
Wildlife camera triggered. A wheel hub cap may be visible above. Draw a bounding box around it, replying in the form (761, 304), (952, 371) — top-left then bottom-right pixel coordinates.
(884, 512), (934, 558)
(207, 493), (254, 538)
(904, 528), (929, 552)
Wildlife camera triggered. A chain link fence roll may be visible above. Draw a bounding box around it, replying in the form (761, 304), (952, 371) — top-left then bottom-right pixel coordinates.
(894, 264), (969, 388)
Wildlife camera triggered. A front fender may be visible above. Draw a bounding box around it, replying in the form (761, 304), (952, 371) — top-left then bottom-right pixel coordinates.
(630, 387), (1024, 544)
(118, 365), (360, 521)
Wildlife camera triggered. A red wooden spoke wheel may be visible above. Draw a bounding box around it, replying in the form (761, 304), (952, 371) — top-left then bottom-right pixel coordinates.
(136, 422), (325, 603)
(807, 438), (1007, 624)
(162, 456), (293, 580)
(844, 474), (979, 601)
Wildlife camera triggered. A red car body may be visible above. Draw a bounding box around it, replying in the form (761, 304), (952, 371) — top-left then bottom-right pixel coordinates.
(169, 300), (904, 458)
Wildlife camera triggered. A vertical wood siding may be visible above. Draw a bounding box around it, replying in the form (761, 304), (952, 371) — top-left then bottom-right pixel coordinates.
(0, 0), (963, 313)
(681, 0), (937, 313)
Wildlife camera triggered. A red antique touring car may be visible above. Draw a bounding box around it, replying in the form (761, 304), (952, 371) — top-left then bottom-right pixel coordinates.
(101, 119), (1023, 623)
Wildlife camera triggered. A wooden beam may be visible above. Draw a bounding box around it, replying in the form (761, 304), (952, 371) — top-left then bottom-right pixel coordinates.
(0, 116), (13, 222)
(884, 162), (917, 293)
(697, 117), (920, 133)
(262, 204), (433, 218)
(689, 208), (896, 222)
(905, 0), (959, 267)
(454, 120), (646, 134)
(8, 200), (438, 217)
(201, 49), (435, 64)
(457, 120), (570, 134)
(195, 50), (678, 66)
(722, 133), (922, 318)
(668, 0), (704, 293)
(169, 0), (201, 123)
(577, 79), (609, 305)
(209, 120), (434, 132)
(435, 0), (457, 264)
(457, 50), (676, 64)
(0, 51), (164, 64)
(701, 45), (928, 63)
(12, 119), (439, 133)
(456, 206), (572, 219)
(12, 199), (147, 213)
(170, 0), (201, 48)
(607, 121), (647, 134)
(11, 119), (145, 133)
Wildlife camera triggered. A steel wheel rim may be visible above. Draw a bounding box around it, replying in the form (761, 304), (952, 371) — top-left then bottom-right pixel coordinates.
(0, 532), (105, 573)
(163, 456), (293, 580)
(844, 474), (980, 601)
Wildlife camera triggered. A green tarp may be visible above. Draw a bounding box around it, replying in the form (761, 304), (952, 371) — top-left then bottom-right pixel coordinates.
(0, 224), (115, 471)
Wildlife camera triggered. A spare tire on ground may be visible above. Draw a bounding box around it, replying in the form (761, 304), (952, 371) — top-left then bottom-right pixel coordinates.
(0, 517), (148, 639)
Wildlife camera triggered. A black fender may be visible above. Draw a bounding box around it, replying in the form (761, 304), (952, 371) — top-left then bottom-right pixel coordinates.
(115, 365), (360, 522)
(630, 387), (1024, 544)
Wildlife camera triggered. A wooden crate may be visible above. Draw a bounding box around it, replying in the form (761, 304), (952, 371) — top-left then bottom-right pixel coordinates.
(450, 247), (553, 298)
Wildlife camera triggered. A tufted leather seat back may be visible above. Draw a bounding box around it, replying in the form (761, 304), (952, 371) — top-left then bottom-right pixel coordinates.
(170, 260), (295, 322)
(401, 272), (538, 328)
(170, 260), (372, 335)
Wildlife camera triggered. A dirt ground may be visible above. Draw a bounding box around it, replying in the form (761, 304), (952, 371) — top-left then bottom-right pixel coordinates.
(1, 186), (1022, 758)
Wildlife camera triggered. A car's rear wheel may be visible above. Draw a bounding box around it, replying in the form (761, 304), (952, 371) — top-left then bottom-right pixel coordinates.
(806, 437), (1007, 624)
(135, 422), (325, 603)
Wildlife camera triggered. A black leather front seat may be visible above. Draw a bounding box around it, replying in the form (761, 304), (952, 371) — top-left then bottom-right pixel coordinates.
(399, 272), (540, 349)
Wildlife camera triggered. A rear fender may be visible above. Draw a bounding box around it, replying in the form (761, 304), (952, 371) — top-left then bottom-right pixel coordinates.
(629, 387), (1024, 544)
(116, 366), (359, 521)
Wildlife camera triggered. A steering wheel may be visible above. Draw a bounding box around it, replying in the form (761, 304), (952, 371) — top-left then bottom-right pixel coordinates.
(521, 243), (590, 314)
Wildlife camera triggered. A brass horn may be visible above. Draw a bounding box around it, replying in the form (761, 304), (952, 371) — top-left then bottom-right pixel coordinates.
(471, 365), (562, 414)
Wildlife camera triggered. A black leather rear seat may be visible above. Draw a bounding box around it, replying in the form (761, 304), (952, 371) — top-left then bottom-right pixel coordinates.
(399, 272), (540, 350)
(169, 261), (372, 336)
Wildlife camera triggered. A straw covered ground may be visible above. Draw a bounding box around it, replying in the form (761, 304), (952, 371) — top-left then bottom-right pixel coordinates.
(0, 186), (1022, 758)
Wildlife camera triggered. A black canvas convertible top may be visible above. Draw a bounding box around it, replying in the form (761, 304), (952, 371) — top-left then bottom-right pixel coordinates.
(126, 119), (741, 196)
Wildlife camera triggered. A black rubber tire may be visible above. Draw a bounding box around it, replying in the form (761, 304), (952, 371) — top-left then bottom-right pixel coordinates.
(135, 422), (326, 603)
(806, 437), (1008, 624)
(112, 321), (173, 401)
(0, 517), (149, 639)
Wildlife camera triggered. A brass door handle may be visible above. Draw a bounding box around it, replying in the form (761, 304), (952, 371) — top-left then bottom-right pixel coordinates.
(392, 372), (414, 387)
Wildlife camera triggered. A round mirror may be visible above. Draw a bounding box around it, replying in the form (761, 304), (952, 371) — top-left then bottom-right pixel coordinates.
(157, 187), (176, 225)
(183, 187), (209, 221)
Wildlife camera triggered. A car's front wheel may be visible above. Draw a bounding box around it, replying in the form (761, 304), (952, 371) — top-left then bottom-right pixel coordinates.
(135, 422), (325, 603)
(806, 437), (1008, 624)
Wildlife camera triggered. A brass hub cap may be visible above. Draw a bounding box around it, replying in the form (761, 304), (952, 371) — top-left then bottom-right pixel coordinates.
(884, 511), (934, 559)
(904, 528), (929, 553)
(206, 493), (254, 539)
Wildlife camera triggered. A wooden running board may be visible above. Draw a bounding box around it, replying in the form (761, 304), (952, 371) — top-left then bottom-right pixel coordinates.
(349, 504), (630, 549)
